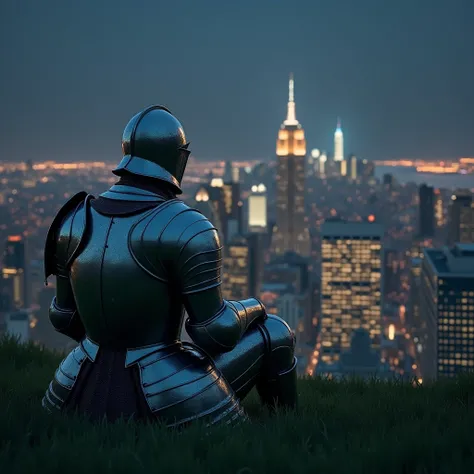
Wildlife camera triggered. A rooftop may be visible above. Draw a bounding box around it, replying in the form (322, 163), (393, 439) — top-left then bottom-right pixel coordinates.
(424, 244), (474, 276)
(321, 220), (384, 238)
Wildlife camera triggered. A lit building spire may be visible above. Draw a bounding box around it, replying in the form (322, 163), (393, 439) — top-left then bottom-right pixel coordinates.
(284, 73), (299, 126)
(334, 117), (344, 162)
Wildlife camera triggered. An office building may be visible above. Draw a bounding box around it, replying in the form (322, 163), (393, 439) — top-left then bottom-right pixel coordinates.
(434, 189), (447, 228)
(448, 191), (474, 244)
(319, 220), (384, 366)
(420, 244), (474, 380)
(193, 185), (222, 231)
(222, 235), (249, 300)
(2, 235), (27, 310)
(248, 184), (267, 233)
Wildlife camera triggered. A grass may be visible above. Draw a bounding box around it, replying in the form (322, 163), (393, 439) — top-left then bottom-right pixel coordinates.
(1, 336), (473, 474)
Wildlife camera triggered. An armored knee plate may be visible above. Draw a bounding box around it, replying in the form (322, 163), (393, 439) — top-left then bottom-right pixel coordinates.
(256, 315), (298, 411)
(258, 314), (296, 374)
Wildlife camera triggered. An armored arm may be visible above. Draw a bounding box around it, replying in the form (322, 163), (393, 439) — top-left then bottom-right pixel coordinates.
(44, 192), (90, 342)
(165, 208), (267, 354)
(49, 276), (85, 342)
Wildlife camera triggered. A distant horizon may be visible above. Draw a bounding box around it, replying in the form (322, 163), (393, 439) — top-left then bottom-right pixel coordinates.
(1, 155), (472, 166)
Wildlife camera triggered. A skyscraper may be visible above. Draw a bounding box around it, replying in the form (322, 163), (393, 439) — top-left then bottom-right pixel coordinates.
(222, 235), (249, 300)
(419, 184), (435, 238)
(2, 235), (27, 310)
(248, 184), (267, 233)
(272, 74), (310, 257)
(349, 154), (357, 180)
(222, 179), (243, 244)
(448, 191), (474, 244)
(434, 189), (447, 229)
(246, 184), (268, 297)
(420, 244), (474, 380)
(319, 221), (384, 367)
(193, 185), (222, 232)
(334, 118), (344, 162)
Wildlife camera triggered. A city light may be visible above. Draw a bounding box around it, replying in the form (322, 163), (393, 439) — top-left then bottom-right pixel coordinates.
(388, 324), (395, 341)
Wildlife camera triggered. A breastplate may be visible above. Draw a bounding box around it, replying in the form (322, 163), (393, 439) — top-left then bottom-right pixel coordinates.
(70, 205), (183, 348)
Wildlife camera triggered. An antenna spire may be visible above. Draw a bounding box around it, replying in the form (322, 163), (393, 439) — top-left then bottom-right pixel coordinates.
(284, 73), (298, 125)
(289, 73), (294, 102)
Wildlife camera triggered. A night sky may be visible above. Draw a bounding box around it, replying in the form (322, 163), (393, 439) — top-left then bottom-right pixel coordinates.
(1, 0), (473, 163)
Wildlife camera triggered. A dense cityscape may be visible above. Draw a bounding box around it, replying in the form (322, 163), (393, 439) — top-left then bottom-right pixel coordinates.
(1, 75), (474, 384)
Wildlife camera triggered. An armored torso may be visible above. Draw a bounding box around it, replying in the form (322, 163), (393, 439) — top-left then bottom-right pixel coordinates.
(43, 184), (244, 427)
(69, 188), (184, 348)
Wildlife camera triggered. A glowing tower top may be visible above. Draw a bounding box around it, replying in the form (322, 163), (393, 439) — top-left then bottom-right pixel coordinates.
(277, 74), (305, 157)
(283, 73), (299, 126)
(334, 117), (344, 162)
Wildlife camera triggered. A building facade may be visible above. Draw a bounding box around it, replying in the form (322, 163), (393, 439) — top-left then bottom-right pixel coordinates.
(420, 244), (474, 380)
(448, 191), (474, 244)
(222, 235), (249, 300)
(319, 221), (384, 367)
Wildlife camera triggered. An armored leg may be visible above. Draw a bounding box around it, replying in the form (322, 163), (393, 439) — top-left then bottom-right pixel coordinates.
(212, 314), (297, 411)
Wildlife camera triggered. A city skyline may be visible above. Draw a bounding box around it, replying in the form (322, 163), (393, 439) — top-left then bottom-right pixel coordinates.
(1, 0), (473, 163)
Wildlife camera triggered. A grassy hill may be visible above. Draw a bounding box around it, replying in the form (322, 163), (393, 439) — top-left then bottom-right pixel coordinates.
(1, 336), (473, 474)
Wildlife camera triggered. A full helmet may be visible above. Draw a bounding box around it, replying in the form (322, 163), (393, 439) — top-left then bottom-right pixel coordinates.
(112, 105), (191, 194)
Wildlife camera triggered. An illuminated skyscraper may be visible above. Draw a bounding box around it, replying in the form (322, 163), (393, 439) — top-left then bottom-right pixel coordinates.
(248, 184), (267, 233)
(193, 185), (222, 232)
(2, 235), (27, 310)
(222, 179), (243, 244)
(245, 185), (268, 298)
(272, 74), (310, 257)
(407, 257), (423, 335)
(420, 244), (474, 380)
(222, 235), (249, 300)
(448, 191), (474, 244)
(193, 178), (242, 246)
(318, 151), (328, 177)
(320, 221), (384, 367)
(334, 118), (344, 162)
(434, 189), (447, 229)
(349, 154), (357, 180)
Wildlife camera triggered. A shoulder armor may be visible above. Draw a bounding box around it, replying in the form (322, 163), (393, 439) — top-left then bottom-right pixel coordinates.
(44, 192), (94, 282)
(158, 203), (223, 294)
(129, 199), (212, 282)
(128, 199), (189, 281)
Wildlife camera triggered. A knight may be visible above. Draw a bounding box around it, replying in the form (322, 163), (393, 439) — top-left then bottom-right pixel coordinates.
(42, 105), (298, 428)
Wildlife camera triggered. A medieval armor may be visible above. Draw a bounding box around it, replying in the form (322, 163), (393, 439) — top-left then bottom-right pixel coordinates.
(42, 106), (297, 428)
(112, 105), (190, 194)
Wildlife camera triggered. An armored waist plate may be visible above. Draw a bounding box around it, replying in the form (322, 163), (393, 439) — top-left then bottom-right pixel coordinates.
(125, 341), (180, 367)
(42, 338), (99, 413)
(44, 338), (245, 427)
(133, 341), (243, 427)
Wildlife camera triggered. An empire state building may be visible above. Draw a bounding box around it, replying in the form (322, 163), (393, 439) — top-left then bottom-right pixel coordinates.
(271, 74), (310, 257)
